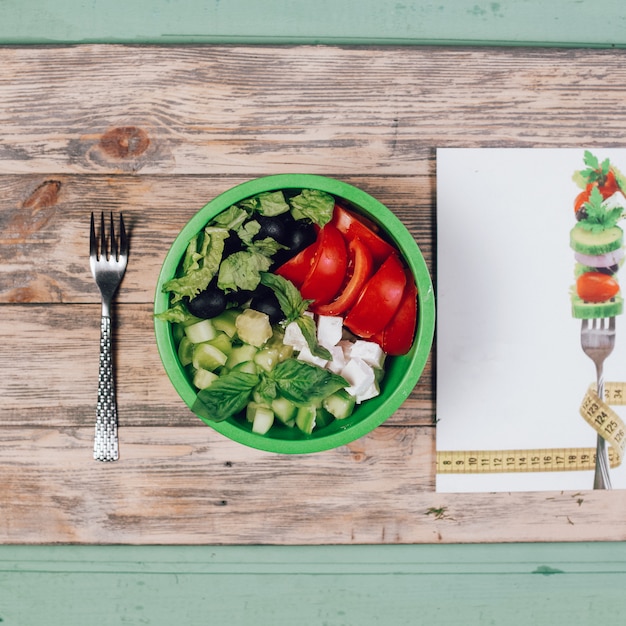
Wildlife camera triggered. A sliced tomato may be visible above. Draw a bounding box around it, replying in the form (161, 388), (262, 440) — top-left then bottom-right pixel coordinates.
(300, 223), (348, 304)
(274, 240), (319, 288)
(574, 184), (593, 214)
(576, 271), (620, 303)
(372, 269), (418, 355)
(344, 253), (406, 338)
(313, 238), (374, 316)
(600, 170), (620, 198)
(331, 204), (396, 265)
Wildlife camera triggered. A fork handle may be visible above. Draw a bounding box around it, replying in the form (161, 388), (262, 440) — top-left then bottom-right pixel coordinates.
(593, 375), (611, 489)
(94, 315), (119, 461)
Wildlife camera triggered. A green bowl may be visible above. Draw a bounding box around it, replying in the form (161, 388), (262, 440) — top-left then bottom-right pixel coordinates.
(154, 174), (435, 453)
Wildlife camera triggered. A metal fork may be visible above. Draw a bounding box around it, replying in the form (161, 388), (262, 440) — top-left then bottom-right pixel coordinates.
(90, 212), (128, 461)
(580, 316), (616, 489)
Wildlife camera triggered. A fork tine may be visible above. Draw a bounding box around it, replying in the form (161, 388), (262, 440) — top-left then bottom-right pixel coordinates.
(90, 212), (97, 258)
(100, 212), (107, 259)
(119, 213), (128, 257)
(109, 212), (118, 260)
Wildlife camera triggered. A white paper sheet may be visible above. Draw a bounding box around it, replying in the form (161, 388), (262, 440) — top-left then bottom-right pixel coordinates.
(436, 148), (626, 492)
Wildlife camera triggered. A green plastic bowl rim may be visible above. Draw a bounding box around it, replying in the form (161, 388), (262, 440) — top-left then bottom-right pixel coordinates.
(154, 174), (435, 454)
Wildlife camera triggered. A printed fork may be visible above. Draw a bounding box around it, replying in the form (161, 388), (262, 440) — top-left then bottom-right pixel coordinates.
(90, 212), (128, 461)
(580, 316), (616, 489)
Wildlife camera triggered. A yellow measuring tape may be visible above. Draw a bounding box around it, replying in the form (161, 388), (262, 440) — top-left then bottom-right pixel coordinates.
(437, 382), (626, 474)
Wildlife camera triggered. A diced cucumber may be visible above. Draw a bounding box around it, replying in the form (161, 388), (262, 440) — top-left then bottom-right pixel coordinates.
(177, 335), (194, 367)
(315, 407), (335, 430)
(207, 331), (233, 356)
(193, 368), (218, 390)
(254, 347), (280, 372)
(212, 309), (239, 338)
(192, 342), (228, 371)
(570, 224), (623, 255)
(226, 344), (259, 369)
(246, 402), (275, 435)
(322, 389), (356, 420)
(271, 396), (298, 425)
(185, 318), (217, 344)
(295, 405), (317, 435)
(235, 309), (273, 347)
(231, 360), (258, 375)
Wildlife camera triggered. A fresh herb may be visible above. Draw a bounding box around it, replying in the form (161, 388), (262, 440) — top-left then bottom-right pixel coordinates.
(267, 359), (347, 405)
(579, 185), (624, 232)
(192, 370), (260, 422)
(259, 272), (332, 360)
(579, 150), (610, 185)
(192, 358), (347, 422)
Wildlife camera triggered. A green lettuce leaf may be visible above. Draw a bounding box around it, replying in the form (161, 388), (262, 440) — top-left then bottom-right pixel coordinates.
(218, 249), (273, 292)
(163, 227), (229, 302)
(289, 189), (335, 226)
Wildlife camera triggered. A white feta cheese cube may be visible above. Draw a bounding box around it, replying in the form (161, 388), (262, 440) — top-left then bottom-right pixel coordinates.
(326, 344), (347, 374)
(356, 380), (381, 404)
(283, 321), (308, 351)
(603, 191), (624, 211)
(341, 357), (376, 398)
(316, 315), (343, 348)
(348, 340), (386, 369)
(297, 345), (329, 368)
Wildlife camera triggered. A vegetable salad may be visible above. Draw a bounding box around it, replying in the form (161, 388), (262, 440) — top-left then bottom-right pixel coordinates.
(157, 188), (418, 436)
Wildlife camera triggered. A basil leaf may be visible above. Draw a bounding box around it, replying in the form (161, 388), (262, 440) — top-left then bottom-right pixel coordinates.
(192, 371), (260, 422)
(269, 359), (347, 406)
(260, 272), (310, 321)
(296, 315), (332, 360)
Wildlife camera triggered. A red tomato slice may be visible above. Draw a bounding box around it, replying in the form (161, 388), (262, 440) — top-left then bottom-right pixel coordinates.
(331, 204), (396, 265)
(313, 238), (374, 316)
(274, 240), (319, 288)
(376, 270), (418, 355)
(344, 253), (406, 338)
(576, 271), (620, 303)
(300, 223), (348, 304)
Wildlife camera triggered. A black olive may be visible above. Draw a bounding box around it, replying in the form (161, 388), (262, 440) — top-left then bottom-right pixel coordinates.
(249, 285), (285, 325)
(186, 281), (227, 319)
(255, 214), (290, 244)
(223, 232), (244, 257)
(594, 264), (620, 275)
(228, 289), (254, 306)
(284, 220), (317, 254)
(576, 208), (588, 222)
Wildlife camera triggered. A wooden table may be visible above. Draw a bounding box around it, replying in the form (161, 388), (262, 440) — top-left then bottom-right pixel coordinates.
(3, 44), (626, 546)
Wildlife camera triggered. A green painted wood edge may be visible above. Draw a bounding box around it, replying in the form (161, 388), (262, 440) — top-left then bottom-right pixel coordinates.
(1, 0), (625, 47)
(2, 542), (626, 573)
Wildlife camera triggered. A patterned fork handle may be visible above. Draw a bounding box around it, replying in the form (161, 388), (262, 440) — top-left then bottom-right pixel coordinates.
(94, 315), (119, 461)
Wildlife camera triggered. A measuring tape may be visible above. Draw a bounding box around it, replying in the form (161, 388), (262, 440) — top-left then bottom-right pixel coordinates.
(437, 382), (626, 475)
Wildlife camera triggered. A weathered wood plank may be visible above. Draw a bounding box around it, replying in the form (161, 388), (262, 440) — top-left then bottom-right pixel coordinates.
(1, 424), (625, 545)
(0, 46), (625, 175)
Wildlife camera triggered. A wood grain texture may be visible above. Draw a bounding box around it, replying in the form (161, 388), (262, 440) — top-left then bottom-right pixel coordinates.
(3, 44), (626, 544)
